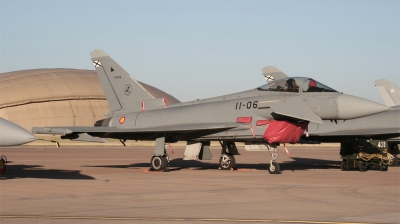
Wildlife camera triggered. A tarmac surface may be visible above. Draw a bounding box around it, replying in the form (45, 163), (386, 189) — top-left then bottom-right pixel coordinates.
(0, 146), (399, 224)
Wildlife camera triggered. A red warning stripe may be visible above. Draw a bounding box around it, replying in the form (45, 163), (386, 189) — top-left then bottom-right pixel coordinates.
(256, 120), (270, 126)
(236, 117), (252, 124)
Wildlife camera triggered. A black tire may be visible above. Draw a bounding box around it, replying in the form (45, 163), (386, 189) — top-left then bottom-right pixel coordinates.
(219, 154), (234, 170)
(379, 164), (388, 171)
(150, 156), (166, 171)
(268, 162), (280, 174)
(162, 156), (169, 168)
(228, 155), (236, 168)
(390, 156), (398, 167)
(359, 162), (367, 172)
(340, 161), (348, 171)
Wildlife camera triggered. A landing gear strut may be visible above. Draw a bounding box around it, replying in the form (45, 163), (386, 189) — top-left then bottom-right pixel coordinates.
(266, 143), (280, 174)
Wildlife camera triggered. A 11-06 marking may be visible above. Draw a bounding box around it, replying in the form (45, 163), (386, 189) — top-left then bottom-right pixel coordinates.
(235, 101), (258, 110)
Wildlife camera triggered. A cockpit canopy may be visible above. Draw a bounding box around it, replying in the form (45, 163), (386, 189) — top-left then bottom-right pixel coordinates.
(257, 77), (337, 93)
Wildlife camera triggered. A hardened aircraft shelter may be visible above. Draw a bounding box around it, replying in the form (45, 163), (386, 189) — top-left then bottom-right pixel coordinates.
(0, 69), (180, 131)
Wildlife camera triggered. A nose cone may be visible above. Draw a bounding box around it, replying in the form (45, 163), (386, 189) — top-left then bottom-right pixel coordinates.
(337, 94), (390, 119)
(0, 118), (37, 147)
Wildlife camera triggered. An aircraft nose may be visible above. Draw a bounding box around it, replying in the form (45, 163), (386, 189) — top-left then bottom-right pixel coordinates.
(337, 94), (390, 119)
(0, 119), (37, 147)
(0, 128), (36, 147)
(13, 130), (37, 146)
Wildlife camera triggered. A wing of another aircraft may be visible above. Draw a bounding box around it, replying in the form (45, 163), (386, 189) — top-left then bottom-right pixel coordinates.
(375, 79), (400, 107)
(268, 96), (324, 124)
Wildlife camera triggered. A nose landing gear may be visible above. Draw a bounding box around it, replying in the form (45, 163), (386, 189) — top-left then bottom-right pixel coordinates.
(266, 143), (280, 174)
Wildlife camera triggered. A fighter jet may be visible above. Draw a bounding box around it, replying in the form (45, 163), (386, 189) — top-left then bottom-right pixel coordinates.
(373, 79), (400, 163)
(0, 118), (37, 147)
(261, 69), (399, 137)
(374, 79), (400, 108)
(304, 79), (399, 145)
(260, 68), (400, 165)
(32, 50), (390, 174)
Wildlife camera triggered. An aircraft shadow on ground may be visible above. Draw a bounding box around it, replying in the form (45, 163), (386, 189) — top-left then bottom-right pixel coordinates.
(86, 157), (342, 172)
(1, 162), (95, 180)
(280, 157), (340, 171)
(86, 159), (220, 171)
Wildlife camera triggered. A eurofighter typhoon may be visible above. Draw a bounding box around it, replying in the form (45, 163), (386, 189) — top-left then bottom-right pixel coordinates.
(261, 67), (400, 167)
(32, 50), (390, 174)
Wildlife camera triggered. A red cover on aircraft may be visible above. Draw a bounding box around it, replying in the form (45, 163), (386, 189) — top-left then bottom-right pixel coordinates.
(263, 120), (309, 144)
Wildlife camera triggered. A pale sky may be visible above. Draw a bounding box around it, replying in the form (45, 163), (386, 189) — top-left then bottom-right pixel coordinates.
(1, 0), (399, 103)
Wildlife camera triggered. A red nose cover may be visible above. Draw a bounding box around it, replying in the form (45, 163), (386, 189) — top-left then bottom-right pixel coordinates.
(263, 120), (309, 144)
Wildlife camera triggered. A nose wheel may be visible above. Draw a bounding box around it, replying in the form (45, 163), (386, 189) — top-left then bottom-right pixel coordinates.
(266, 143), (280, 174)
(269, 161), (280, 174)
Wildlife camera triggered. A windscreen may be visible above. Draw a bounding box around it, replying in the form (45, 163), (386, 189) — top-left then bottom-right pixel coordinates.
(257, 77), (337, 93)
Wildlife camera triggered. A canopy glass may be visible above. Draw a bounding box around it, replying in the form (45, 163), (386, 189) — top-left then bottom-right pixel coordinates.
(257, 77), (337, 93)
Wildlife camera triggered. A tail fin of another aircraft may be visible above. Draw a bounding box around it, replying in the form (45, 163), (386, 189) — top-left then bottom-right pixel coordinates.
(90, 50), (155, 112)
(374, 79), (400, 107)
(262, 66), (288, 82)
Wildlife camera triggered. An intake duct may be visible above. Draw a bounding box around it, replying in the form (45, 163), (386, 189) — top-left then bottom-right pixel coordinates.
(94, 117), (112, 127)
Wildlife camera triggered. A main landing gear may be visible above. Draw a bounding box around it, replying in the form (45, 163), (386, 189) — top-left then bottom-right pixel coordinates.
(219, 154), (236, 170)
(218, 141), (239, 170)
(149, 137), (170, 172)
(266, 143), (280, 174)
(150, 155), (170, 171)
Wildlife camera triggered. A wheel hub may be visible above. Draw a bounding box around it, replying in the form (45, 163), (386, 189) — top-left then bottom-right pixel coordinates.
(152, 157), (163, 170)
(270, 164), (275, 172)
(221, 155), (231, 168)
